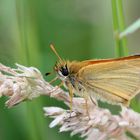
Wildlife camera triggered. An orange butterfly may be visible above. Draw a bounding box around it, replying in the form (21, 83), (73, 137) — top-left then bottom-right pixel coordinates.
(49, 44), (140, 113)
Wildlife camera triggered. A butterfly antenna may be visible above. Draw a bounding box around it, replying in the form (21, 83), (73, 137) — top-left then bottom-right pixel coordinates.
(45, 72), (51, 76)
(50, 44), (63, 62)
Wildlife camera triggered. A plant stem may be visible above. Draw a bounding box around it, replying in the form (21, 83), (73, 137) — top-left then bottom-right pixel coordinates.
(15, 0), (45, 140)
(111, 0), (128, 57)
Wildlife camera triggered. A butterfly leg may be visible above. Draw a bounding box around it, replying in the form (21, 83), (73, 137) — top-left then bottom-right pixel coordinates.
(83, 93), (90, 120)
(49, 77), (58, 84)
(89, 95), (98, 106)
(48, 82), (63, 95)
(68, 85), (73, 116)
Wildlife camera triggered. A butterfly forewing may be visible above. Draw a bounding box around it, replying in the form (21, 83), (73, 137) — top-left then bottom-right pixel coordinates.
(77, 56), (140, 106)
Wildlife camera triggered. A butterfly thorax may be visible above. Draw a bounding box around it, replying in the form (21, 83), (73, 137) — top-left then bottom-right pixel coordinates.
(54, 60), (91, 92)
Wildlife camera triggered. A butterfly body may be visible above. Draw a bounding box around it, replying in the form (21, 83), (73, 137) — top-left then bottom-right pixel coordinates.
(54, 55), (140, 106)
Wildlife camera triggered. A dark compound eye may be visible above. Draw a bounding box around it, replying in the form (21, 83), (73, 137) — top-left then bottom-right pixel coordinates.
(61, 65), (69, 76)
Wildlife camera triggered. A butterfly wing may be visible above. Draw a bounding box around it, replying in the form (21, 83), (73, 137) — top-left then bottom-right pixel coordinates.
(77, 55), (140, 106)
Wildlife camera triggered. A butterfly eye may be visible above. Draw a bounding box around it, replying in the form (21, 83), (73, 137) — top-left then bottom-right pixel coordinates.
(61, 65), (69, 76)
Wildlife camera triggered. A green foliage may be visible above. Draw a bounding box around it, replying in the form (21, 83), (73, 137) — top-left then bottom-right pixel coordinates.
(111, 0), (128, 57)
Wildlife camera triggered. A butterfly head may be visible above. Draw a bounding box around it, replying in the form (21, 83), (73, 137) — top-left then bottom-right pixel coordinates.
(54, 61), (70, 80)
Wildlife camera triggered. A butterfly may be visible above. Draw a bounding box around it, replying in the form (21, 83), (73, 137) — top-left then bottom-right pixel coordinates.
(49, 45), (140, 115)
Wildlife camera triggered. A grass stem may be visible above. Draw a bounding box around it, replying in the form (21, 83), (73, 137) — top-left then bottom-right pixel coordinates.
(111, 0), (128, 57)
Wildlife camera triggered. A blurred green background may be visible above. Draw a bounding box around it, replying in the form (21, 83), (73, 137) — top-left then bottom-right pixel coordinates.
(0, 0), (140, 140)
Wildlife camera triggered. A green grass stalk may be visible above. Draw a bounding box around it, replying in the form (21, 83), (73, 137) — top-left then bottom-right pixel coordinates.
(111, 0), (128, 57)
(15, 0), (46, 140)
